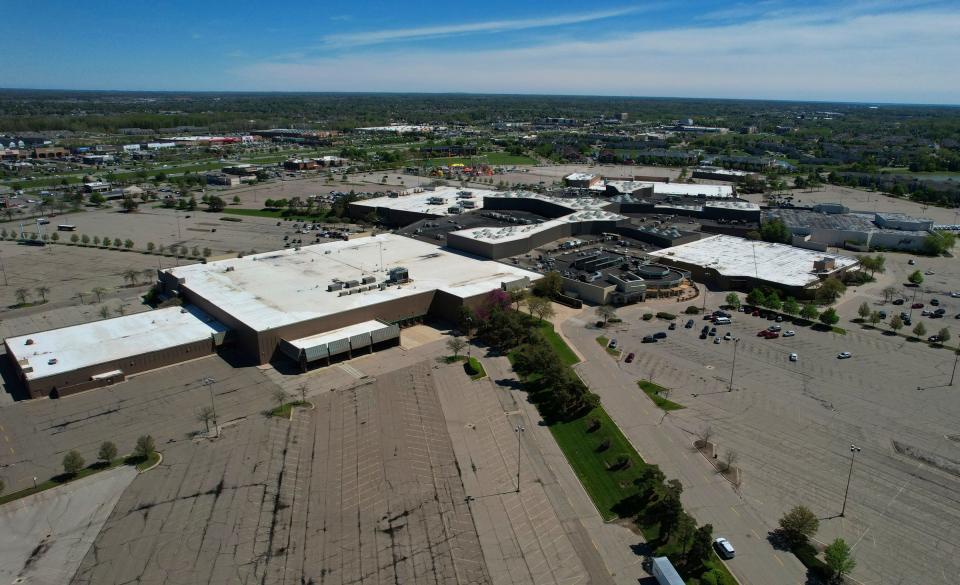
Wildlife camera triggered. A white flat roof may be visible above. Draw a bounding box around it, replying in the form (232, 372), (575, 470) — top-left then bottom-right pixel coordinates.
(351, 186), (497, 216)
(565, 172), (597, 181)
(287, 320), (387, 350)
(494, 191), (612, 212)
(649, 234), (858, 287)
(5, 306), (225, 381)
(165, 234), (540, 332)
(451, 209), (624, 243)
(652, 183), (734, 198)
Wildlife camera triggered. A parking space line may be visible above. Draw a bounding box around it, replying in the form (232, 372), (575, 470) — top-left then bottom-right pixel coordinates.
(730, 506), (741, 517)
(774, 555), (785, 567)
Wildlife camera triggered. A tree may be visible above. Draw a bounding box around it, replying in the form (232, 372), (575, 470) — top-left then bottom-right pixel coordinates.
(819, 307), (839, 326)
(63, 450), (85, 475)
(890, 314), (904, 333)
(124, 239), (134, 249)
(232, 195), (241, 205)
(70, 233), (80, 243)
(98, 305), (110, 319)
(908, 270), (924, 286)
(868, 311), (882, 327)
(746, 288), (766, 307)
(146, 241), (156, 253)
(98, 441), (118, 464)
(881, 285), (898, 303)
(273, 388), (288, 409)
(92, 286), (107, 302)
(782, 297), (800, 316)
(203, 247), (212, 257)
(824, 538), (856, 581)
(115, 304), (127, 316)
(35, 285), (50, 303)
(14, 287), (30, 305)
(93, 236), (101, 246)
(446, 336), (467, 359)
(133, 435), (156, 459)
(724, 292), (740, 309)
(121, 197), (139, 212)
(596, 305), (617, 326)
(857, 302), (871, 320)
(508, 288), (527, 310)
(764, 292), (782, 311)
(81, 234), (90, 245)
(89, 192), (106, 206)
(686, 523), (714, 569)
(938, 327), (951, 344)
(760, 218), (791, 243)
(778, 505), (820, 547)
(527, 296), (555, 322)
(817, 277), (846, 303)
(206, 196), (226, 212)
(912, 322), (927, 338)
(923, 231), (956, 255)
(798, 302), (817, 320)
(51, 232), (59, 242)
(532, 271), (562, 298)
(191, 246), (200, 257)
(122, 269), (138, 286)
(197, 406), (216, 433)
(113, 238), (122, 248)
(0, 478), (4, 495)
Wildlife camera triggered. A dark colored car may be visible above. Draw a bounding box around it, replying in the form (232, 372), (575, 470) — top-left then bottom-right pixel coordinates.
(685, 319), (695, 328)
(931, 298), (940, 306)
(912, 303), (924, 309)
(702, 325), (710, 334)
(642, 335), (658, 343)
(654, 331), (668, 339)
(668, 322), (677, 330)
(878, 310), (887, 319)
(709, 327), (717, 336)
(625, 352), (635, 363)
(892, 298), (905, 305)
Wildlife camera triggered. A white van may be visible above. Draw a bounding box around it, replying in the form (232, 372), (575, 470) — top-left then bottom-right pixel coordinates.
(714, 316), (732, 325)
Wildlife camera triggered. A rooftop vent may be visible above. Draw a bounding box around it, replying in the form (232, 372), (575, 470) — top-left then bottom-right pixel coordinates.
(25, 338), (34, 345)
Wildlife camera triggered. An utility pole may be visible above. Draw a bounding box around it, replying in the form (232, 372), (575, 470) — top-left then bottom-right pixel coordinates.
(515, 425), (525, 493)
(728, 338), (739, 392)
(840, 444), (861, 517)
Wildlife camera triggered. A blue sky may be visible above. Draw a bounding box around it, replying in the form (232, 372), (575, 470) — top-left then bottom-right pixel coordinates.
(1, 0), (959, 103)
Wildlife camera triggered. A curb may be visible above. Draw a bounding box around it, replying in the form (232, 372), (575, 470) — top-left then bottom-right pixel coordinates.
(138, 452), (163, 474)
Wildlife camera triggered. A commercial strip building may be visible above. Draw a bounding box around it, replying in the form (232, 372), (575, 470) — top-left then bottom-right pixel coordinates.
(765, 208), (934, 252)
(7, 234), (538, 398)
(6, 306), (226, 398)
(649, 234), (859, 296)
(160, 234), (539, 366)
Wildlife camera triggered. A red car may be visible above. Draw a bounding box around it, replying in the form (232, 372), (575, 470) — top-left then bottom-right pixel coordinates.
(625, 352), (635, 363)
(911, 303), (924, 309)
(751, 310), (760, 316)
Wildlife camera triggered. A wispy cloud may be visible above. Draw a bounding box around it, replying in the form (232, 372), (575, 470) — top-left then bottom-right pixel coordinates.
(321, 6), (647, 47)
(328, 14), (352, 22)
(232, 6), (960, 104)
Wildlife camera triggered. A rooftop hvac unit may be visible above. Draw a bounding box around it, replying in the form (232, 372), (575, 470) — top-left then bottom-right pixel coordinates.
(328, 282), (343, 292)
(388, 267), (409, 283)
(362, 275), (376, 285)
(345, 279), (360, 288)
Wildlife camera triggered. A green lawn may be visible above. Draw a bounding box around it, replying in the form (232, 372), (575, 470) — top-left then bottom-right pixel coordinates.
(596, 336), (622, 357)
(465, 357), (487, 380)
(548, 406), (648, 520)
(537, 321), (580, 366)
(220, 207), (330, 221)
(423, 152), (536, 166)
(0, 452), (160, 506)
(637, 380), (685, 411)
(270, 401), (312, 418)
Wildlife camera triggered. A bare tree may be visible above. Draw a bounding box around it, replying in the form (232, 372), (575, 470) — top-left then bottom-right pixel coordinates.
(35, 285), (50, 303)
(446, 336), (467, 359)
(92, 286), (107, 303)
(14, 287), (30, 305)
(696, 426), (713, 448)
(98, 305), (110, 319)
(722, 450), (738, 472)
(197, 406), (216, 433)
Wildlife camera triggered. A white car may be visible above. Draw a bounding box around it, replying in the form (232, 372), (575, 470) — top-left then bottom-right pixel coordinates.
(837, 352), (852, 359)
(789, 353), (798, 362)
(951, 292), (960, 298)
(714, 337), (722, 344)
(713, 537), (736, 559)
(782, 330), (796, 337)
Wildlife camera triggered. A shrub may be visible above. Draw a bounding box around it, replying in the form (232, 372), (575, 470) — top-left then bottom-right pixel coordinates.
(133, 435), (156, 459)
(642, 313), (654, 321)
(63, 450), (85, 475)
(684, 305), (701, 314)
(656, 312), (676, 320)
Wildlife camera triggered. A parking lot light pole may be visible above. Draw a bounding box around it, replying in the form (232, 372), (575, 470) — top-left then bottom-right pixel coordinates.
(515, 425), (525, 493)
(728, 338), (739, 392)
(202, 377), (217, 428)
(840, 444), (861, 517)
(950, 351), (960, 386)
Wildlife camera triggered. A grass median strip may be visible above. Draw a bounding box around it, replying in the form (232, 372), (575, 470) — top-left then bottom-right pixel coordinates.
(638, 380), (685, 411)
